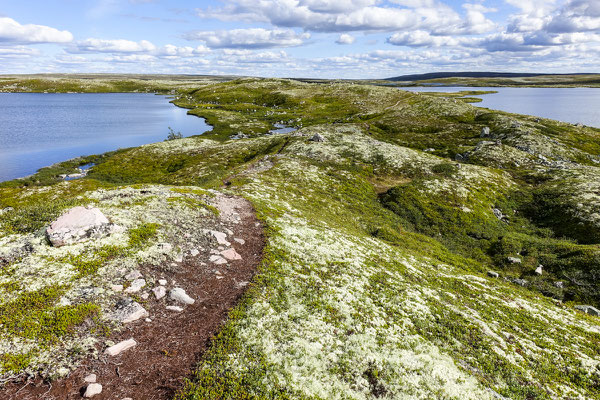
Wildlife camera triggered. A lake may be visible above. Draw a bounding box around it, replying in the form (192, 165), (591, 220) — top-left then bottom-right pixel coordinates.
(0, 93), (210, 182)
(398, 87), (600, 128)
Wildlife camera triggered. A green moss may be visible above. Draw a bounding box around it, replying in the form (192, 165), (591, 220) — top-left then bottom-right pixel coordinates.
(0, 285), (99, 343)
(128, 222), (159, 248)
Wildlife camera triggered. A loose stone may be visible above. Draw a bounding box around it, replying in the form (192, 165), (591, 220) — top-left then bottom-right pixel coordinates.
(507, 257), (522, 264)
(110, 300), (148, 323)
(84, 373), (97, 383)
(170, 287), (195, 304)
(124, 278), (145, 293)
(487, 271), (499, 278)
(84, 383), (102, 398)
(125, 270), (142, 281)
(46, 207), (113, 247)
(166, 305), (183, 312)
(158, 279), (168, 286)
(221, 248), (242, 261)
(105, 338), (137, 356)
(152, 286), (166, 300)
(535, 265), (543, 275)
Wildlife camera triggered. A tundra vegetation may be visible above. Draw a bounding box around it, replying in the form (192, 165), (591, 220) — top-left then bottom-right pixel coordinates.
(1, 75), (600, 399)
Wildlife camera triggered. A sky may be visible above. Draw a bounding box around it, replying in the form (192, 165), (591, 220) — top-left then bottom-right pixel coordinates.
(0, 0), (598, 79)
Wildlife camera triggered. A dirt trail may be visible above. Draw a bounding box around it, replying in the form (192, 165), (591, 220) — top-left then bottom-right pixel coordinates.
(3, 194), (264, 400)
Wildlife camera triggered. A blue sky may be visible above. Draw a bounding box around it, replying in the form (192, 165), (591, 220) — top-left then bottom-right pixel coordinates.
(0, 0), (598, 78)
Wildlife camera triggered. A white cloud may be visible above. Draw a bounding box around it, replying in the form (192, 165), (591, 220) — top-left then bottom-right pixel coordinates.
(387, 30), (462, 47)
(184, 28), (310, 49)
(0, 17), (73, 44)
(336, 33), (355, 44)
(73, 38), (156, 53)
(195, 0), (493, 34)
(0, 45), (39, 58)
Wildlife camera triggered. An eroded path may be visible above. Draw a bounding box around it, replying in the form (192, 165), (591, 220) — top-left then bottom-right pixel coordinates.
(3, 193), (264, 400)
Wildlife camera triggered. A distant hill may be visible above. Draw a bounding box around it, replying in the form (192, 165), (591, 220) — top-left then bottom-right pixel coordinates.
(386, 72), (593, 81)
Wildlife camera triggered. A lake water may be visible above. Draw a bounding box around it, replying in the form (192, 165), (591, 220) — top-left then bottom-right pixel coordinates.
(398, 87), (600, 128)
(0, 93), (210, 182)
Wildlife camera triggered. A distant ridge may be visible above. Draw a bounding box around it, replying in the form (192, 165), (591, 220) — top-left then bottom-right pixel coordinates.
(386, 72), (594, 81)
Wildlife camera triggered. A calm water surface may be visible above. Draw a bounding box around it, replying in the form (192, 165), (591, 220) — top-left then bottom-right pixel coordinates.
(0, 93), (210, 182)
(398, 87), (600, 128)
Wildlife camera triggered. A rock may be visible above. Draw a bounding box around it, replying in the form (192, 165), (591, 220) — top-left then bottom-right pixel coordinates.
(535, 265), (543, 275)
(84, 373), (97, 383)
(487, 271), (499, 278)
(220, 248), (242, 261)
(309, 133), (325, 142)
(575, 305), (600, 316)
(125, 270), (142, 281)
(512, 278), (528, 287)
(110, 284), (123, 292)
(84, 383), (102, 398)
(105, 338), (137, 356)
(166, 305), (183, 312)
(170, 288), (195, 305)
(190, 249), (200, 257)
(158, 279), (167, 286)
(507, 257), (522, 264)
(234, 238), (246, 245)
(124, 279), (146, 293)
(210, 230), (230, 246)
(141, 292), (149, 300)
(209, 255), (228, 265)
(46, 207), (113, 247)
(157, 243), (173, 253)
(480, 126), (491, 137)
(110, 300), (148, 323)
(554, 281), (564, 288)
(424, 148), (435, 152)
(235, 281), (249, 289)
(492, 208), (505, 221)
(145, 318), (152, 322)
(152, 286), (166, 300)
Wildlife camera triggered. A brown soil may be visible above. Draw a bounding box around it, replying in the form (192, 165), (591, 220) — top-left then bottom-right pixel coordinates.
(2, 194), (264, 400)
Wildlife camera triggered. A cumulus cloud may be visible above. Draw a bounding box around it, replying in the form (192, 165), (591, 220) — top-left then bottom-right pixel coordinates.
(184, 28), (310, 49)
(0, 45), (39, 58)
(195, 0), (494, 34)
(336, 33), (355, 44)
(0, 17), (73, 44)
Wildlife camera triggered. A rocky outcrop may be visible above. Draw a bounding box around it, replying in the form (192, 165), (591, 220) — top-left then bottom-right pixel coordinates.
(46, 206), (116, 247)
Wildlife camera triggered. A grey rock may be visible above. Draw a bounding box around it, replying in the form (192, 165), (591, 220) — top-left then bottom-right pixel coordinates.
(170, 288), (195, 305)
(487, 271), (499, 278)
(124, 278), (145, 293)
(535, 265), (543, 275)
(110, 299), (148, 323)
(166, 305), (183, 312)
(125, 269), (142, 281)
(575, 305), (600, 316)
(554, 281), (564, 288)
(492, 208), (505, 221)
(84, 373), (97, 383)
(507, 256), (522, 264)
(158, 279), (167, 286)
(480, 126), (491, 137)
(512, 278), (528, 287)
(46, 206), (113, 247)
(309, 133), (325, 142)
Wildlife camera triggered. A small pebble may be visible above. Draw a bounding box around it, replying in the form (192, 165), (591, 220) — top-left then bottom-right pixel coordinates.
(166, 305), (183, 312)
(84, 373), (96, 383)
(110, 284), (123, 292)
(158, 279), (167, 286)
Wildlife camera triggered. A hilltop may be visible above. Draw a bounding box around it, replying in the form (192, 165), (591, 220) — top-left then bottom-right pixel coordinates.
(1, 76), (600, 399)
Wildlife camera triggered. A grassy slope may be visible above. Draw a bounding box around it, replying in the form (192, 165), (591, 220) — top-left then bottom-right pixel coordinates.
(1, 77), (600, 398)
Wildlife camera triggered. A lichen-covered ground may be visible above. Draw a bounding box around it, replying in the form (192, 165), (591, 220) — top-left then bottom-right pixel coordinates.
(2, 77), (600, 399)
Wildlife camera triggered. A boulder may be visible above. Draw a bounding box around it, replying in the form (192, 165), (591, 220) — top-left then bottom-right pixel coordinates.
(487, 271), (499, 278)
(124, 279), (145, 293)
(480, 126), (491, 137)
(512, 278), (528, 287)
(170, 288), (195, 305)
(46, 207), (113, 247)
(535, 265), (543, 275)
(507, 257), (522, 264)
